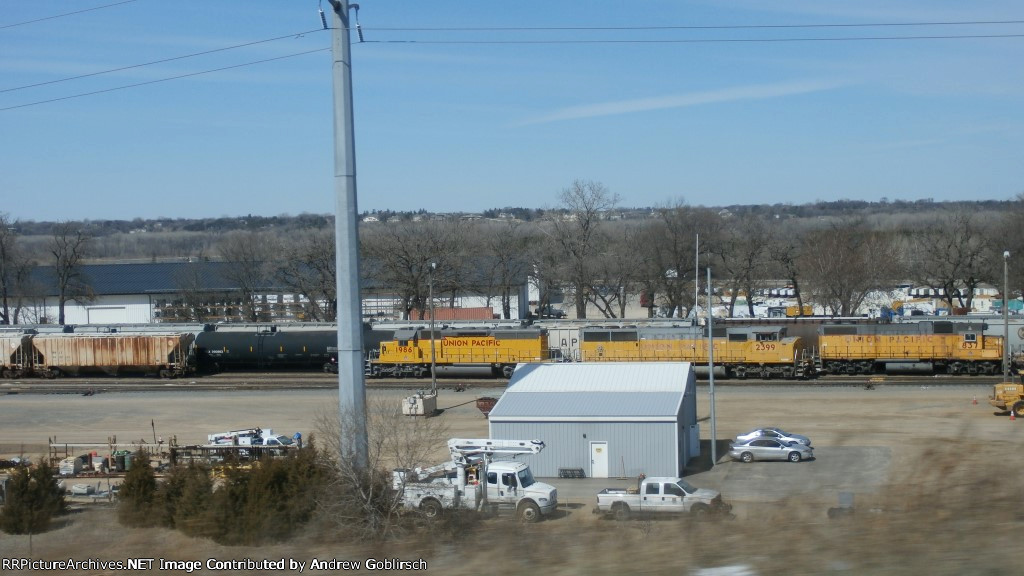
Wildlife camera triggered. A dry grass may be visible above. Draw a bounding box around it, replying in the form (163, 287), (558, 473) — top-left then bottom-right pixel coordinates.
(3, 385), (1022, 574)
(3, 448), (1022, 576)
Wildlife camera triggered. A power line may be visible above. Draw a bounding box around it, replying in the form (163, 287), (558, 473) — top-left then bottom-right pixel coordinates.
(0, 47), (328, 112)
(0, 1), (139, 30)
(365, 19), (1024, 32)
(362, 33), (1024, 45)
(1, 28), (326, 94)
(4, 20), (1022, 112)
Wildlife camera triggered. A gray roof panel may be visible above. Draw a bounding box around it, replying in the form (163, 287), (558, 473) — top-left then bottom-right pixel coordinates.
(489, 362), (691, 420)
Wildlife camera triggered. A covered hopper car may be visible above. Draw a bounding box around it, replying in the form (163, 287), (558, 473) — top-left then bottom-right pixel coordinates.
(0, 331), (195, 378)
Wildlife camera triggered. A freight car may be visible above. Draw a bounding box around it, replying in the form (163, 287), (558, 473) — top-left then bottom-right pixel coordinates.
(193, 325), (337, 372)
(0, 334), (34, 378)
(579, 325), (815, 379)
(817, 320), (1003, 375)
(0, 331), (195, 378)
(365, 326), (549, 378)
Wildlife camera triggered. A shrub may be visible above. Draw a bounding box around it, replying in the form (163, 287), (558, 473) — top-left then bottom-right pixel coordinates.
(116, 451), (158, 527)
(0, 459), (66, 535)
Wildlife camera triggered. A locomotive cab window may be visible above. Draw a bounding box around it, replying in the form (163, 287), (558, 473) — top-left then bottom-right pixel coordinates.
(963, 333), (977, 343)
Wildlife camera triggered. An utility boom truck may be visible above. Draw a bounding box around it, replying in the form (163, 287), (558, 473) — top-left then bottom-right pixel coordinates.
(207, 428), (294, 447)
(595, 475), (730, 520)
(393, 438), (557, 522)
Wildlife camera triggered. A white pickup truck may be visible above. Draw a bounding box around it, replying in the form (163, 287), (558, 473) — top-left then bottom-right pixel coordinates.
(594, 476), (730, 520)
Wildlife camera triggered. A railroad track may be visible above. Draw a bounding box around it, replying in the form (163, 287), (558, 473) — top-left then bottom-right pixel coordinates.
(0, 372), (1003, 395)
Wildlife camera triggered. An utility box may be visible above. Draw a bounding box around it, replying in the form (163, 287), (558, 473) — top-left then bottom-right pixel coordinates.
(402, 392), (437, 417)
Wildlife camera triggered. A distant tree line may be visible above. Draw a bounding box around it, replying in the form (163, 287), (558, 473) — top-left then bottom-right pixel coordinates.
(2, 190), (1024, 324)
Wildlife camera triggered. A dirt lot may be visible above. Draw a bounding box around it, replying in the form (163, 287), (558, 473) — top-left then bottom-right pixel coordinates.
(2, 379), (1023, 575)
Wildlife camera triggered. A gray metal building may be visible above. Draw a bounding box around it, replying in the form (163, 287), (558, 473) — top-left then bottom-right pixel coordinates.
(488, 362), (699, 479)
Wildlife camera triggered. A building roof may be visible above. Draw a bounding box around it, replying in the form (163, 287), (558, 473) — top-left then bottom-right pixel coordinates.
(488, 362), (692, 422)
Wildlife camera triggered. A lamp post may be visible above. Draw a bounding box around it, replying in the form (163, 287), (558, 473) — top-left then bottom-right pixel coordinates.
(429, 262), (437, 395)
(1005, 251), (1010, 382)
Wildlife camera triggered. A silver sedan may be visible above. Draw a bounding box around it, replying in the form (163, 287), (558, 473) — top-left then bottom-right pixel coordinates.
(735, 427), (811, 447)
(728, 438), (814, 463)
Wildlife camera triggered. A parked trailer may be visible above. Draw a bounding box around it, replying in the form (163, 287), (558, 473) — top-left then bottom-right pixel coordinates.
(29, 332), (195, 378)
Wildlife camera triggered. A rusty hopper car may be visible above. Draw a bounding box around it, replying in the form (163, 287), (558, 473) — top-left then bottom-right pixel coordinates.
(579, 325), (814, 379)
(817, 320), (1003, 375)
(29, 332), (195, 378)
(1, 333), (34, 378)
(367, 327), (548, 379)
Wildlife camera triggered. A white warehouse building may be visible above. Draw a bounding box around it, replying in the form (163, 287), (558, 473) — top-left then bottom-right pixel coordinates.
(487, 362), (699, 479)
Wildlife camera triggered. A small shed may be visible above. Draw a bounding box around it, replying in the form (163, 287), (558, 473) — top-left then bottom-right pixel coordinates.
(488, 362), (699, 479)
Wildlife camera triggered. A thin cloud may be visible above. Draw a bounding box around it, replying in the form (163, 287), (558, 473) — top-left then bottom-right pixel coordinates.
(519, 79), (848, 125)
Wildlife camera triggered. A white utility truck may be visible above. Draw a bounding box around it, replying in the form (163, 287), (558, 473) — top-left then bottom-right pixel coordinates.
(393, 438), (557, 522)
(595, 475), (730, 520)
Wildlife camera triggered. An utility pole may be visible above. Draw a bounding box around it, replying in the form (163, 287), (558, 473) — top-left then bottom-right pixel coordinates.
(1005, 251), (1011, 383)
(328, 0), (367, 469)
(707, 267), (717, 466)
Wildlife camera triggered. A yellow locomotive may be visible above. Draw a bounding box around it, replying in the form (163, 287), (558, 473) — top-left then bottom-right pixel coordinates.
(368, 327), (549, 378)
(817, 321), (1002, 375)
(579, 325), (814, 379)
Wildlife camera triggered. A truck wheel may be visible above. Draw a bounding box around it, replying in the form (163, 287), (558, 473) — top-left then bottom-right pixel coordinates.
(1012, 401), (1024, 418)
(788, 451), (803, 463)
(612, 503), (631, 521)
(689, 503), (710, 521)
(518, 501), (541, 523)
(502, 365), (515, 379)
(420, 498), (442, 519)
(740, 452), (754, 463)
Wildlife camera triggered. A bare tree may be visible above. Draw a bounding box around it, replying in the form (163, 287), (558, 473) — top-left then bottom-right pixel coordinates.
(361, 219), (470, 320)
(765, 222), (810, 314)
(714, 214), (771, 317)
(216, 231), (281, 322)
(49, 222), (92, 325)
(909, 210), (996, 312)
(551, 180), (619, 319)
(636, 204), (721, 318)
(276, 229), (337, 321)
(526, 222), (565, 318)
(799, 219), (902, 316)
(477, 220), (532, 319)
(586, 223), (644, 318)
(314, 397), (449, 539)
(0, 213), (27, 324)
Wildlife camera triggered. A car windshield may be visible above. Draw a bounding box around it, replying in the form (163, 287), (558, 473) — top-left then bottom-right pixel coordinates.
(517, 467), (536, 488)
(677, 479), (696, 494)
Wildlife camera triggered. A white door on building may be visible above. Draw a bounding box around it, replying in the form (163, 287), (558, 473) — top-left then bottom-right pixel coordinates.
(590, 441), (609, 478)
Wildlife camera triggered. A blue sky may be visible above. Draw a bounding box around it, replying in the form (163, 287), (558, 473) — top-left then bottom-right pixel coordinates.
(2, 1), (1022, 221)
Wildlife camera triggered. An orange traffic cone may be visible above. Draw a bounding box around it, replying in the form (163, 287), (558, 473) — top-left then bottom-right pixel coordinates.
(972, 396), (978, 405)
(1012, 411), (1016, 421)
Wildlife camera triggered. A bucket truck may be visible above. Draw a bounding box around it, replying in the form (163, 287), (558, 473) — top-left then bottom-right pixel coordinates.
(392, 438), (557, 522)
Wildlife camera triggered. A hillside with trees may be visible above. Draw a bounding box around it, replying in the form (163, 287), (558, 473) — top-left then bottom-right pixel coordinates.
(2, 186), (1023, 324)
